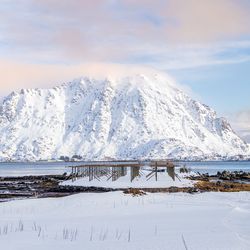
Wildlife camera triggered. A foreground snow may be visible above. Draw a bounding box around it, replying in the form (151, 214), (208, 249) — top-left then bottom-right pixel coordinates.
(0, 192), (250, 250)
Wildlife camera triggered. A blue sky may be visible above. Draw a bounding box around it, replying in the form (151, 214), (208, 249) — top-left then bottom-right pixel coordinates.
(170, 61), (250, 114)
(0, 0), (249, 141)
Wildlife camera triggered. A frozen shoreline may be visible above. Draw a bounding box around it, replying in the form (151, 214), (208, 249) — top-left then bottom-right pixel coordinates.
(0, 191), (250, 250)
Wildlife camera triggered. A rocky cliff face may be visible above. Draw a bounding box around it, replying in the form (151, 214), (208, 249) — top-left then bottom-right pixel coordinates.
(0, 73), (249, 161)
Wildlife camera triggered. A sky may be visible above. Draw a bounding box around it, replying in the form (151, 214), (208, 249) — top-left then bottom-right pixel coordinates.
(0, 0), (250, 142)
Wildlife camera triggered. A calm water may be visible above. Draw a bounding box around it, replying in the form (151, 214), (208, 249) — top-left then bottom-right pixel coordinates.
(0, 161), (249, 177)
(0, 161), (78, 176)
(182, 161), (250, 174)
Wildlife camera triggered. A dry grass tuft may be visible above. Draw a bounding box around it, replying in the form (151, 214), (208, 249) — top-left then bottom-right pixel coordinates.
(195, 181), (250, 192)
(123, 188), (147, 196)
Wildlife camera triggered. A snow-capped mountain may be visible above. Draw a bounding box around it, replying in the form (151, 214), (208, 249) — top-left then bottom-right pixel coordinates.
(0, 73), (249, 161)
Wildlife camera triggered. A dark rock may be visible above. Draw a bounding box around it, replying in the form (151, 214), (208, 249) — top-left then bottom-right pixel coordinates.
(216, 181), (221, 186)
(187, 187), (199, 193)
(168, 186), (179, 193)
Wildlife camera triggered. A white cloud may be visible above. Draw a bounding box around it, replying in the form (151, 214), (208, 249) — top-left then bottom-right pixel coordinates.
(228, 110), (250, 143)
(1, 0), (250, 67)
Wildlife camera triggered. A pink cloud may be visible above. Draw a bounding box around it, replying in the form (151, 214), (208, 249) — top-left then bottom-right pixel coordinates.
(0, 0), (250, 67)
(0, 60), (162, 95)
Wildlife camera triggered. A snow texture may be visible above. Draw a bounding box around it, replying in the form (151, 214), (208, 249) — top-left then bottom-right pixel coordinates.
(0, 72), (249, 161)
(0, 191), (250, 250)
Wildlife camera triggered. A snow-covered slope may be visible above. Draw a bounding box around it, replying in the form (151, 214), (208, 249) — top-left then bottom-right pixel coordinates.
(0, 73), (249, 161)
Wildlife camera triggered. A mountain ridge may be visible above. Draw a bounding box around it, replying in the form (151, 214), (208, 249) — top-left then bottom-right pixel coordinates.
(0, 73), (249, 161)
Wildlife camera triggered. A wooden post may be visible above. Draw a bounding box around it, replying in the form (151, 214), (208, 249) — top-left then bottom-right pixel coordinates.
(155, 162), (158, 181)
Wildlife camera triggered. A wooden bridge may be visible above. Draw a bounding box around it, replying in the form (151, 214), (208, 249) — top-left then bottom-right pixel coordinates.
(69, 160), (176, 182)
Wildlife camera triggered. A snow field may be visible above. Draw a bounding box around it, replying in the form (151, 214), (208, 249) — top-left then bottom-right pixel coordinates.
(0, 191), (250, 250)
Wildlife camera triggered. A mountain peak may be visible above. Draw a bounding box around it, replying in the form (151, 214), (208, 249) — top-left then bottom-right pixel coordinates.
(0, 73), (249, 161)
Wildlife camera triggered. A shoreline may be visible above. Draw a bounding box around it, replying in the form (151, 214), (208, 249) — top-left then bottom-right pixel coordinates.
(0, 170), (250, 202)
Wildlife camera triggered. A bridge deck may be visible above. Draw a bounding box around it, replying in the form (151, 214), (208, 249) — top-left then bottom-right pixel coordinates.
(68, 160), (175, 168)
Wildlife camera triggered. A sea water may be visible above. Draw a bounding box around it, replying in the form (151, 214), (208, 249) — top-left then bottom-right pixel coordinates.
(0, 161), (249, 177)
